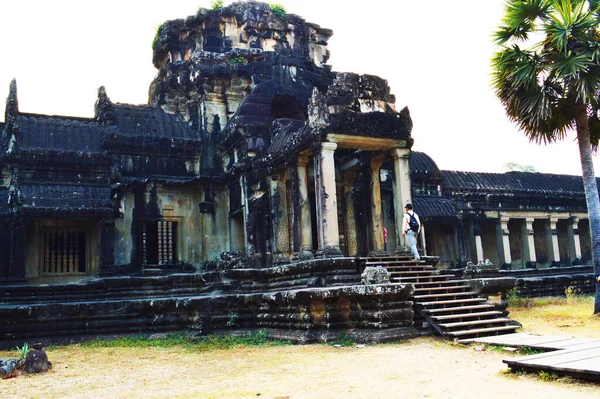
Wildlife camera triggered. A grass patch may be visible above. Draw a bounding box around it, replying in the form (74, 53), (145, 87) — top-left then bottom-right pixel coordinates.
(508, 294), (600, 338)
(78, 330), (290, 351)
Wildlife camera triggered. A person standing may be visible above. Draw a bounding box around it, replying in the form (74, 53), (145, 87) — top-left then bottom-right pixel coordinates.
(401, 203), (421, 260)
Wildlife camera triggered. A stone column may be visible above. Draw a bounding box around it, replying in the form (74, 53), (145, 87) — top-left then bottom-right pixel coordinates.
(456, 216), (469, 266)
(420, 223), (427, 256)
(99, 219), (115, 275)
(391, 148), (412, 252)
(314, 142), (342, 257)
(269, 172), (291, 263)
(546, 217), (560, 265)
(567, 217), (582, 264)
(497, 217), (512, 267)
(369, 156), (386, 256)
(9, 218), (27, 283)
(296, 155), (314, 259)
(522, 218), (537, 266)
(343, 169), (358, 256)
(473, 221), (484, 263)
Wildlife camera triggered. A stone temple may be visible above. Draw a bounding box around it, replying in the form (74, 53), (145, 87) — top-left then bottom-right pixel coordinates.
(0, 2), (596, 344)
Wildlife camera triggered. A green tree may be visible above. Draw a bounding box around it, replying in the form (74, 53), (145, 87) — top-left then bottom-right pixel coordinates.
(503, 161), (537, 172)
(492, 0), (600, 313)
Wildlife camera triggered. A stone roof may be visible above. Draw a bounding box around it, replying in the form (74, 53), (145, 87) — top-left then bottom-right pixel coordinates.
(18, 114), (102, 153)
(442, 171), (588, 198)
(413, 196), (458, 223)
(19, 184), (112, 216)
(410, 151), (441, 178)
(104, 103), (199, 140)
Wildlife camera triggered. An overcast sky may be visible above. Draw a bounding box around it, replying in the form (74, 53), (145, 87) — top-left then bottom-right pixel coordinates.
(1, 0), (598, 176)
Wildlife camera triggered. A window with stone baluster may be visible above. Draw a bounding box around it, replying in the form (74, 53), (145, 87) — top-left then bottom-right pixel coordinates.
(42, 230), (87, 274)
(142, 220), (179, 265)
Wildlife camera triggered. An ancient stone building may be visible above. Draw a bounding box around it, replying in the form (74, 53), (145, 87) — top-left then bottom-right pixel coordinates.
(411, 152), (594, 269)
(0, 1), (414, 283)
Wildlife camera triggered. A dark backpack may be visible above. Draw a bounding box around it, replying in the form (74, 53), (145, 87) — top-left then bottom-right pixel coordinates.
(407, 212), (419, 232)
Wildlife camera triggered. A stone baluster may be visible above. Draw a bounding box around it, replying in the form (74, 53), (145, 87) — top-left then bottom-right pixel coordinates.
(473, 221), (484, 263)
(546, 217), (561, 265)
(297, 155), (314, 258)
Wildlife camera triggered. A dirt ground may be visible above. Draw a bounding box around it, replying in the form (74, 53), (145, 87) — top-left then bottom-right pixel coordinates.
(1, 336), (599, 399)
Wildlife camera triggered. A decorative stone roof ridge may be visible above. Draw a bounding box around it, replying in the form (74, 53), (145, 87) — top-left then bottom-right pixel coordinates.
(117, 174), (225, 187)
(257, 118), (314, 168)
(442, 170), (592, 197)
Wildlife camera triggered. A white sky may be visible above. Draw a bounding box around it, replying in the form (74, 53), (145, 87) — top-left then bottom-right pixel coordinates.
(0, 0), (598, 176)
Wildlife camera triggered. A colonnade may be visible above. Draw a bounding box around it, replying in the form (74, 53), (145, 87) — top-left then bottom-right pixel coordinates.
(470, 215), (587, 267)
(267, 143), (412, 260)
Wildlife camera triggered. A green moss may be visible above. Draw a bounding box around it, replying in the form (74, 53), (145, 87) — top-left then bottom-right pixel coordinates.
(269, 3), (287, 21)
(210, 0), (224, 11)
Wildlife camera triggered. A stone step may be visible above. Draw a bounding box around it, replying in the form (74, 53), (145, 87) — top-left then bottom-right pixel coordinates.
(365, 260), (427, 266)
(383, 265), (436, 271)
(430, 311), (504, 321)
(413, 285), (471, 294)
(413, 292), (479, 300)
(392, 275), (452, 283)
(438, 317), (512, 329)
(421, 304), (497, 315)
(412, 279), (467, 287)
(417, 298), (487, 308)
(446, 325), (518, 338)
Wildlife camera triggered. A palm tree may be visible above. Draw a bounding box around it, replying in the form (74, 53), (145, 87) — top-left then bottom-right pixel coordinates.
(492, 0), (600, 313)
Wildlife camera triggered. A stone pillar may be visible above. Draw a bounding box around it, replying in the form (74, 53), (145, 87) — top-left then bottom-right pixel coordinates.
(497, 217), (512, 267)
(269, 172), (291, 263)
(567, 217), (582, 264)
(391, 148), (412, 252)
(420, 223), (427, 256)
(343, 169), (358, 256)
(369, 156), (386, 256)
(456, 216), (469, 266)
(9, 218), (27, 283)
(473, 221), (484, 263)
(99, 219), (115, 275)
(546, 217), (560, 265)
(522, 218), (537, 266)
(296, 155), (314, 259)
(314, 142), (342, 257)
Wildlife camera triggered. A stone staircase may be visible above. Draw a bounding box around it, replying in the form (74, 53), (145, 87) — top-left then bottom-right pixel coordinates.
(363, 256), (520, 340)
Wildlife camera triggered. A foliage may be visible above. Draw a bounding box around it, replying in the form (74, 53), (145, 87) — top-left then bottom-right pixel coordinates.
(539, 370), (560, 381)
(228, 56), (246, 66)
(226, 311), (238, 327)
(152, 24), (164, 49)
(492, 0), (600, 314)
(565, 285), (582, 303)
(506, 287), (523, 307)
(211, 0), (224, 11)
(503, 161), (537, 172)
(328, 333), (355, 347)
(270, 3), (287, 20)
(15, 342), (28, 360)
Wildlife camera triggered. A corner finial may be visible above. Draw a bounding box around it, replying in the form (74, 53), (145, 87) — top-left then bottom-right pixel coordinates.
(5, 79), (19, 119)
(95, 86), (112, 121)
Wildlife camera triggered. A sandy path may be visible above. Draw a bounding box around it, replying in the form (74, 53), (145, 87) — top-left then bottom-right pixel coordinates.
(1, 337), (598, 398)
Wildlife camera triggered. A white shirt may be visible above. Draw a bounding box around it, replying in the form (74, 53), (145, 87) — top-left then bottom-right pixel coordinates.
(403, 210), (421, 234)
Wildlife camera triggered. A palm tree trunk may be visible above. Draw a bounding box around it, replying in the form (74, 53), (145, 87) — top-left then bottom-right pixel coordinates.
(573, 102), (600, 314)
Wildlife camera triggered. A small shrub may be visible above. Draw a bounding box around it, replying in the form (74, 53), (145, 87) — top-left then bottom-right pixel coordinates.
(329, 333), (355, 347)
(210, 0), (224, 11)
(269, 3), (287, 21)
(228, 56), (245, 66)
(506, 288), (523, 307)
(226, 311), (238, 327)
(152, 24), (164, 49)
(539, 370), (559, 381)
(564, 286), (581, 303)
(15, 342), (28, 359)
